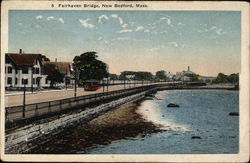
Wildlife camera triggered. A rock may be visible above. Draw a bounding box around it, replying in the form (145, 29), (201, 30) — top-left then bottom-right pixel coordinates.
(229, 112), (239, 116)
(167, 103), (180, 107)
(192, 136), (202, 139)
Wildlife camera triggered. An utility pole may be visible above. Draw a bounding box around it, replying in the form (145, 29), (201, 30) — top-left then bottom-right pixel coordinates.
(22, 80), (26, 117)
(31, 67), (33, 93)
(123, 74), (126, 88)
(65, 76), (67, 90)
(106, 78), (109, 92)
(74, 70), (77, 98)
(103, 79), (105, 92)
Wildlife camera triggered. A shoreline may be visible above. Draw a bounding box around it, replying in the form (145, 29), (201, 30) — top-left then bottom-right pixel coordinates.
(31, 99), (162, 154)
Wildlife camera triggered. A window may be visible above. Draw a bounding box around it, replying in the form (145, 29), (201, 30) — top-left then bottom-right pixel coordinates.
(22, 78), (28, 85)
(15, 78), (18, 85)
(22, 67), (28, 74)
(15, 68), (18, 74)
(33, 78), (36, 84)
(7, 77), (12, 85)
(45, 78), (49, 84)
(32, 68), (35, 74)
(36, 68), (40, 74)
(7, 67), (12, 74)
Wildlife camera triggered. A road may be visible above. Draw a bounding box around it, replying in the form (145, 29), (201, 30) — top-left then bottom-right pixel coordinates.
(6, 84), (150, 107)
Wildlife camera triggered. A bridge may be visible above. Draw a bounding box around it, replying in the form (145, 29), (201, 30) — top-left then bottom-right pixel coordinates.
(4, 82), (236, 153)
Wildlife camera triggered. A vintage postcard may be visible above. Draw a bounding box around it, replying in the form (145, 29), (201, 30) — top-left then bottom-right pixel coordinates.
(1, 0), (249, 162)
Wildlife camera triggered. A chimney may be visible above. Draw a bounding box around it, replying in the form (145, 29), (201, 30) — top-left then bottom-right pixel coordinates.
(55, 58), (57, 62)
(188, 66), (190, 71)
(19, 49), (22, 54)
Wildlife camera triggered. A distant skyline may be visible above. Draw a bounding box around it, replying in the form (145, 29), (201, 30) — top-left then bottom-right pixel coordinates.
(9, 10), (241, 76)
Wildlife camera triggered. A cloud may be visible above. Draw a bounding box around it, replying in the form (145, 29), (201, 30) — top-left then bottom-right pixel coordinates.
(135, 26), (144, 32)
(98, 15), (109, 24)
(112, 37), (149, 42)
(167, 42), (178, 47)
(144, 29), (150, 33)
(160, 17), (171, 25)
(36, 15), (43, 20)
(110, 14), (119, 19)
(47, 16), (55, 21)
(149, 42), (179, 51)
(43, 16), (65, 24)
(98, 14), (124, 26)
(197, 25), (226, 35)
(122, 24), (128, 28)
(117, 29), (133, 33)
(149, 45), (165, 51)
(97, 37), (103, 40)
(118, 17), (123, 25)
(79, 19), (95, 29)
(151, 16), (172, 26)
(177, 22), (185, 26)
(113, 37), (130, 41)
(110, 14), (123, 25)
(58, 18), (64, 24)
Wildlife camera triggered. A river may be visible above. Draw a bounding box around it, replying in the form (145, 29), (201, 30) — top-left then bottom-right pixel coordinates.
(86, 89), (239, 154)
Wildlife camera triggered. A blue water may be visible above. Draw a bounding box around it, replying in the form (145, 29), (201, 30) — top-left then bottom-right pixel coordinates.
(87, 90), (239, 154)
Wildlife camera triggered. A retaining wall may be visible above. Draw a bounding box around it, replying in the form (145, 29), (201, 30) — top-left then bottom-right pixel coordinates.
(5, 91), (148, 154)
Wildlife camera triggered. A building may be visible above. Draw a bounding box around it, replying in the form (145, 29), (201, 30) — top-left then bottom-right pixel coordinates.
(199, 76), (216, 83)
(42, 60), (74, 88)
(174, 66), (196, 82)
(5, 50), (43, 91)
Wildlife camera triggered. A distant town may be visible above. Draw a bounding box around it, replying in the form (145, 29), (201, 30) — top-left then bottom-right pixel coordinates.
(5, 49), (239, 92)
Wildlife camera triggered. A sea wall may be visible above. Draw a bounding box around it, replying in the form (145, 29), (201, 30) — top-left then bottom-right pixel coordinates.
(5, 91), (147, 154)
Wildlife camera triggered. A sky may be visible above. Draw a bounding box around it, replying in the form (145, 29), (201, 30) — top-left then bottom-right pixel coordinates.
(9, 10), (241, 76)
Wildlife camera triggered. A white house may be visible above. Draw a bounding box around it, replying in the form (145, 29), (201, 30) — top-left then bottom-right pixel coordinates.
(5, 51), (43, 90)
(174, 66), (196, 82)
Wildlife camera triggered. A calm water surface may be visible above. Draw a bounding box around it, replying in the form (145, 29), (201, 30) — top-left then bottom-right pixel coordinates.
(86, 90), (239, 154)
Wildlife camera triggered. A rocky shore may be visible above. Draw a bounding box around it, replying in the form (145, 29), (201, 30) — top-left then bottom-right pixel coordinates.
(32, 100), (162, 154)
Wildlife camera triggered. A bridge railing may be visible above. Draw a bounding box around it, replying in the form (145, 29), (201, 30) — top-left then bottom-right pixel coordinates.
(5, 84), (160, 125)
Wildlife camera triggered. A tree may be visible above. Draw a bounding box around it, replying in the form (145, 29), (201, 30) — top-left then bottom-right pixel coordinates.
(212, 73), (239, 84)
(45, 64), (65, 87)
(41, 55), (50, 62)
(155, 70), (167, 81)
(213, 73), (229, 83)
(120, 71), (136, 80)
(109, 73), (119, 80)
(228, 73), (239, 84)
(73, 52), (108, 84)
(191, 74), (200, 82)
(135, 71), (153, 81)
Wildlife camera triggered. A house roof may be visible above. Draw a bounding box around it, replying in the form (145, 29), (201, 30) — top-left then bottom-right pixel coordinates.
(6, 53), (42, 66)
(43, 61), (72, 75)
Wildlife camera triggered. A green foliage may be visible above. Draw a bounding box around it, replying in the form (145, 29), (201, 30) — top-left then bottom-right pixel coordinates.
(73, 52), (108, 83)
(155, 70), (167, 81)
(228, 73), (239, 83)
(213, 73), (239, 84)
(135, 71), (153, 81)
(192, 74), (200, 82)
(46, 64), (65, 87)
(119, 71), (153, 81)
(41, 55), (50, 62)
(109, 73), (119, 80)
(120, 71), (136, 80)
